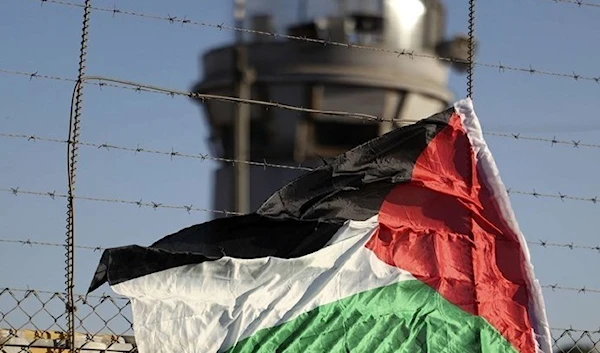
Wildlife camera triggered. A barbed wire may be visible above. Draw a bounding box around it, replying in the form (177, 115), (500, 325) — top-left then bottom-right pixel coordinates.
(529, 240), (600, 252)
(3, 184), (600, 254)
(25, 0), (600, 84)
(0, 68), (76, 82)
(484, 132), (600, 149)
(3, 287), (129, 301)
(506, 188), (599, 204)
(0, 68), (188, 97)
(4, 128), (600, 161)
(0, 92), (600, 153)
(0, 287), (129, 301)
(0, 187), (242, 216)
(0, 132), (66, 144)
(5, 68), (600, 152)
(541, 284), (600, 294)
(0, 132), (313, 171)
(0, 238), (104, 251)
(3, 131), (600, 205)
(3, 70), (385, 122)
(7, 68), (600, 145)
(3, 236), (599, 255)
(0, 68), (155, 93)
(545, 0), (600, 8)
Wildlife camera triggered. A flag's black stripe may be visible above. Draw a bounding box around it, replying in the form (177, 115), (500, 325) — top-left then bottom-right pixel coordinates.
(88, 215), (342, 292)
(88, 107), (454, 293)
(257, 107), (453, 222)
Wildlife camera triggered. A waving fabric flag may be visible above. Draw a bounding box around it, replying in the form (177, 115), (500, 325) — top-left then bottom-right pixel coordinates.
(88, 99), (551, 353)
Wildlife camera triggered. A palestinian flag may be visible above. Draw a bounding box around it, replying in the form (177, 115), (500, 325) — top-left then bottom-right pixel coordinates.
(88, 99), (551, 353)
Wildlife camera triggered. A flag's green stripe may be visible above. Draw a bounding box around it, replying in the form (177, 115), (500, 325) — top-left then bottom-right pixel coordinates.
(224, 279), (517, 353)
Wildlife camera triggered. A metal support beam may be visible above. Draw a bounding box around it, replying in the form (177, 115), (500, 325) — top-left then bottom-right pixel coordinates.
(232, 0), (251, 214)
(233, 45), (252, 214)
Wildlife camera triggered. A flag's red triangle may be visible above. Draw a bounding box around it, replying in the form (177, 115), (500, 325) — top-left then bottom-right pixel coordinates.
(366, 112), (537, 353)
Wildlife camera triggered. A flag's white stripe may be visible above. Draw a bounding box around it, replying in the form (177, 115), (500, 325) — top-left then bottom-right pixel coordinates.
(454, 98), (551, 353)
(112, 216), (415, 353)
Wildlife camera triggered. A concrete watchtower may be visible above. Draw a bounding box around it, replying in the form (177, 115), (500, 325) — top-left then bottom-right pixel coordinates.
(192, 0), (470, 215)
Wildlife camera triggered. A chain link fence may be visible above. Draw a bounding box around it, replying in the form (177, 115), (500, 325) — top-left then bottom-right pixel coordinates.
(0, 288), (134, 352)
(1, 288), (599, 352)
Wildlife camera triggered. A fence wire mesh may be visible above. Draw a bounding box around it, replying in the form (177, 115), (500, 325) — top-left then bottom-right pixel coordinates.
(0, 288), (135, 352)
(1, 288), (600, 353)
(1, 288), (600, 352)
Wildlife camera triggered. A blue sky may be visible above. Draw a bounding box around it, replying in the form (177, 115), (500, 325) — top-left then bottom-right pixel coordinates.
(1, 0), (599, 338)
